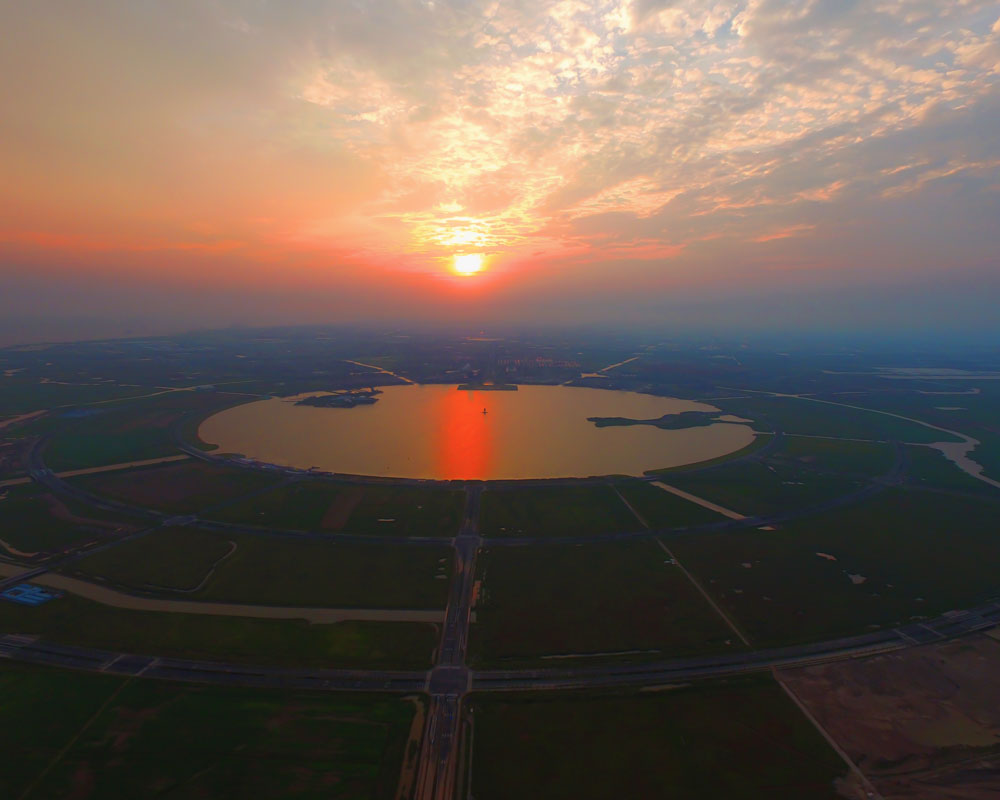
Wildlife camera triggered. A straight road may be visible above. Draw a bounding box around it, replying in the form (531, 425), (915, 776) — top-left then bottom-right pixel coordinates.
(471, 602), (1000, 692)
(2, 603), (996, 696)
(0, 635), (428, 692)
(415, 484), (481, 800)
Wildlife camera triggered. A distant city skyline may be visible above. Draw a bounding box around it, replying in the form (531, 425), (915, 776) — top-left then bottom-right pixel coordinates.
(2, 1), (998, 343)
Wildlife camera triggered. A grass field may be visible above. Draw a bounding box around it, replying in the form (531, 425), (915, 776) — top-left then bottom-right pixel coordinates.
(655, 436), (898, 518)
(973, 429), (1000, 483)
(68, 528), (454, 609)
(467, 677), (848, 799)
(208, 480), (465, 537)
(0, 593), (437, 669)
(663, 458), (867, 517)
(0, 662), (417, 799)
(66, 526), (452, 609)
(647, 432), (774, 473)
(479, 485), (640, 538)
(44, 391), (256, 470)
(0, 483), (140, 558)
(774, 436), (897, 476)
(0, 379), (154, 415)
(69, 460), (281, 514)
(669, 489), (1000, 646)
(712, 395), (962, 443)
(70, 527), (236, 590)
(614, 480), (725, 527)
(469, 540), (740, 666)
(905, 444), (1000, 497)
(189, 534), (453, 609)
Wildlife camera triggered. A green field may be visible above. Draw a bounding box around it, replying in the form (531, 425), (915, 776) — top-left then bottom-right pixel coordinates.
(973, 429), (1000, 483)
(0, 663), (417, 799)
(905, 444), (1000, 497)
(469, 540), (740, 666)
(774, 436), (897, 476)
(0, 379), (154, 415)
(67, 528), (454, 609)
(479, 485), (640, 538)
(44, 392), (255, 470)
(69, 460), (281, 514)
(614, 480), (725, 528)
(647, 432), (774, 473)
(208, 480), (465, 537)
(669, 489), (1000, 645)
(0, 483), (140, 559)
(467, 677), (847, 799)
(0, 593), (437, 669)
(654, 436), (898, 518)
(70, 527), (236, 590)
(178, 534), (452, 609)
(663, 458), (866, 517)
(848, 385), (1000, 482)
(712, 395), (962, 443)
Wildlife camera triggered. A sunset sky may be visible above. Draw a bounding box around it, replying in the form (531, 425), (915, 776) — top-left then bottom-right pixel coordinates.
(2, 1), (999, 342)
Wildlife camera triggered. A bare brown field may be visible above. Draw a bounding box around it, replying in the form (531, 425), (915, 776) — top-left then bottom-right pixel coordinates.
(779, 635), (1000, 799)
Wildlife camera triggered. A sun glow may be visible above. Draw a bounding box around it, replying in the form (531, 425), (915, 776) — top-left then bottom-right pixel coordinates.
(452, 253), (484, 276)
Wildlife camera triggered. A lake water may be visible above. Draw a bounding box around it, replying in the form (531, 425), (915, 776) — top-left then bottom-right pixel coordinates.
(199, 384), (756, 480)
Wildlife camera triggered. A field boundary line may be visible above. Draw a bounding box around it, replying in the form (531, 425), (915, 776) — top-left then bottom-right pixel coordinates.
(18, 677), (134, 800)
(773, 670), (884, 800)
(654, 537), (751, 647)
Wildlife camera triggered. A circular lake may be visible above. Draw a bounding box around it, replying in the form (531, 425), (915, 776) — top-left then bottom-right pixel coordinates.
(199, 384), (756, 481)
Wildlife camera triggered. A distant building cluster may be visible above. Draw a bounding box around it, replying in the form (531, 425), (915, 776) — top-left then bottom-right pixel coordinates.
(498, 357), (580, 369)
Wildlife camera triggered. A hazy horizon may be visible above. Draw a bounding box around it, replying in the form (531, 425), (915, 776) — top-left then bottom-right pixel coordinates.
(2, 1), (998, 343)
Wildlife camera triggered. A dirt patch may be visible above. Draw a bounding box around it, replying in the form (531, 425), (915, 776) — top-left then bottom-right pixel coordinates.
(321, 488), (364, 530)
(779, 634), (1000, 799)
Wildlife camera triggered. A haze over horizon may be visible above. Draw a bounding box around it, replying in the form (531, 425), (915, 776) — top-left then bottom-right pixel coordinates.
(2, 1), (999, 344)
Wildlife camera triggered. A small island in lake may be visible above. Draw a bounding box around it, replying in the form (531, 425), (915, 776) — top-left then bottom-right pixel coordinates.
(588, 410), (732, 430)
(296, 389), (381, 408)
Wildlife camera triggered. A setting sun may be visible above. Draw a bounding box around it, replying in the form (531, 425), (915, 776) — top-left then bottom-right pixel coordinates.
(452, 253), (483, 276)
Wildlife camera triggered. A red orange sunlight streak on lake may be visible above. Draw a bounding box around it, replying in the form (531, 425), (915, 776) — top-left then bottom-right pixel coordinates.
(434, 389), (494, 481)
